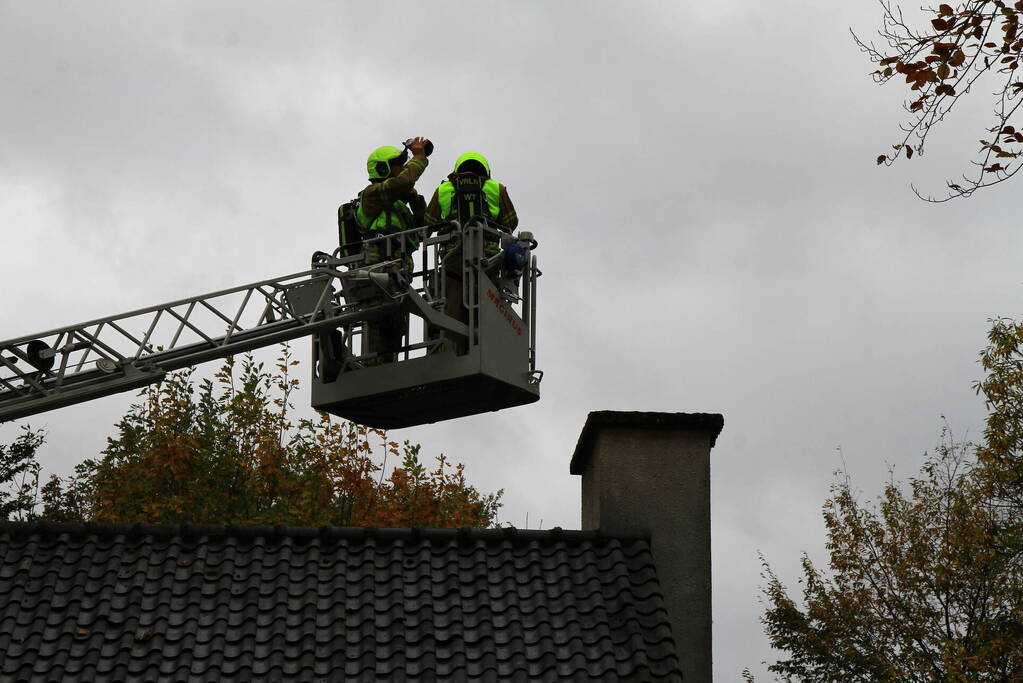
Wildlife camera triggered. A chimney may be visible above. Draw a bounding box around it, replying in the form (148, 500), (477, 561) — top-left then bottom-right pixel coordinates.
(570, 411), (723, 682)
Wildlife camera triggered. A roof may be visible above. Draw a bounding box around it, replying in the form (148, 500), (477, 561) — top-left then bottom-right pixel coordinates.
(0, 522), (682, 682)
(570, 411), (725, 474)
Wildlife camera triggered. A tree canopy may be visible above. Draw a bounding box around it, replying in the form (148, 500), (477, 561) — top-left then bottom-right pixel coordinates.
(858, 1), (1023, 199)
(5, 347), (502, 529)
(759, 319), (1023, 680)
(975, 317), (1023, 525)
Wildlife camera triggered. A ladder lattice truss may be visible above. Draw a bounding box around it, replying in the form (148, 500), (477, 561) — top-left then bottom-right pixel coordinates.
(0, 266), (388, 423)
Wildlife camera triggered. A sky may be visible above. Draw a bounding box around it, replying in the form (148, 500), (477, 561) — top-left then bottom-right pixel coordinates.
(2, 1), (1021, 678)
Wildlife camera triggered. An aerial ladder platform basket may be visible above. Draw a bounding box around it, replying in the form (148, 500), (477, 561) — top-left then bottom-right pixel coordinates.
(312, 218), (541, 428)
(0, 218), (541, 428)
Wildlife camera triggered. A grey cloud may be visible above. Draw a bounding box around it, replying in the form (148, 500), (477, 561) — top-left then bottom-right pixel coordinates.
(2, 1), (1020, 678)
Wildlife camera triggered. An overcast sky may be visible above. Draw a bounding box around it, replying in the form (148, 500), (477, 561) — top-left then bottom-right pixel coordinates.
(3, 1), (1021, 678)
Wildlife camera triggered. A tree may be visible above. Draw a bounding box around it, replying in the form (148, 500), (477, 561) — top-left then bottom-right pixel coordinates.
(34, 346), (502, 528)
(760, 436), (1022, 680)
(0, 426), (43, 521)
(857, 1), (1023, 200)
(976, 318), (1023, 518)
(758, 320), (1023, 680)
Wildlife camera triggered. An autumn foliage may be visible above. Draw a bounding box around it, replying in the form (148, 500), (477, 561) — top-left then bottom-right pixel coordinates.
(857, 1), (1023, 199)
(974, 318), (1023, 544)
(27, 347), (502, 528)
(759, 320), (1023, 680)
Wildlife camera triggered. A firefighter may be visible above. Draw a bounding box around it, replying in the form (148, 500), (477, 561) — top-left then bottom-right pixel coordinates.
(357, 137), (430, 365)
(424, 152), (517, 230)
(359, 138), (430, 252)
(424, 152), (518, 354)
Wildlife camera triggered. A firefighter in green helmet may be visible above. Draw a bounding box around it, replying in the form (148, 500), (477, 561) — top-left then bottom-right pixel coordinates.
(424, 152), (517, 230)
(359, 137), (430, 247)
(425, 152), (518, 355)
(357, 136), (430, 365)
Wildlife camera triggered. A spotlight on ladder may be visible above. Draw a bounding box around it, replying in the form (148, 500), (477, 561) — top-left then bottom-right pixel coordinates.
(25, 340), (55, 372)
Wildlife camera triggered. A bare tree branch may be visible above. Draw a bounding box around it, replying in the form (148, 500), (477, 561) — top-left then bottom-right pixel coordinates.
(854, 0), (1023, 200)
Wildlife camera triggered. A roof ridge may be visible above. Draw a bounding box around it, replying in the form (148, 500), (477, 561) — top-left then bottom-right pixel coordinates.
(0, 521), (650, 544)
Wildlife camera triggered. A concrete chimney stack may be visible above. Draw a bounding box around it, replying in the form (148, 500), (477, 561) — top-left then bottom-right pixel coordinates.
(570, 411), (723, 682)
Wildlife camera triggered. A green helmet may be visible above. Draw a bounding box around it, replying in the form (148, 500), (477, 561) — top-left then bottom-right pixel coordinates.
(366, 145), (408, 180)
(453, 151), (491, 178)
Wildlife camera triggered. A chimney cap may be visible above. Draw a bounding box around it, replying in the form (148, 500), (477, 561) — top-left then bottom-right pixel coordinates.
(569, 411), (724, 475)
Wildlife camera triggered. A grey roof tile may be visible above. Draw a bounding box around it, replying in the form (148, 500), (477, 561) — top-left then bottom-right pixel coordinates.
(1, 522), (682, 682)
